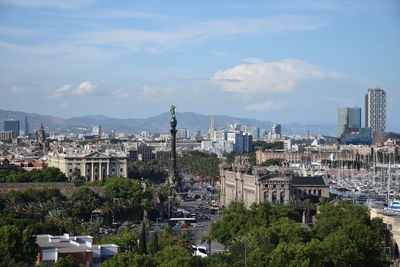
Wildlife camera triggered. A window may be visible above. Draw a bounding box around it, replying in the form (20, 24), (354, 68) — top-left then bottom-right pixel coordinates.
(199, 248), (207, 254)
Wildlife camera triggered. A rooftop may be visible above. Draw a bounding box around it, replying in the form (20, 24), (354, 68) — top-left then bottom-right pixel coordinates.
(291, 176), (328, 186)
(36, 234), (118, 253)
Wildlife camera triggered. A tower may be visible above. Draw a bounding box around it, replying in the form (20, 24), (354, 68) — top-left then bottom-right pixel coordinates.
(210, 115), (215, 141)
(36, 124), (47, 154)
(337, 107), (361, 139)
(4, 119), (20, 139)
(365, 88), (386, 134)
(24, 115), (29, 137)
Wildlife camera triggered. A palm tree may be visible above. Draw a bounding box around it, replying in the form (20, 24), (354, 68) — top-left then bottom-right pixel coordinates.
(45, 209), (66, 234)
(119, 221), (136, 234)
(287, 197), (298, 210)
(161, 224), (174, 239)
(301, 198), (315, 224)
(5, 196), (24, 215)
(23, 202), (37, 219)
(201, 232), (214, 254)
(36, 202), (48, 223)
(142, 219), (153, 233)
(90, 216), (104, 235)
(176, 230), (194, 248)
(101, 201), (114, 224)
(153, 184), (170, 218)
(141, 197), (154, 221)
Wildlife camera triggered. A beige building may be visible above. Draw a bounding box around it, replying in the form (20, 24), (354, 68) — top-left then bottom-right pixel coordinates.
(47, 151), (128, 181)
(220, 157), (329, 207)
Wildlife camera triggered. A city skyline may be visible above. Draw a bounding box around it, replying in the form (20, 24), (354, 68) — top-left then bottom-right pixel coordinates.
(0, 0), (399, 131)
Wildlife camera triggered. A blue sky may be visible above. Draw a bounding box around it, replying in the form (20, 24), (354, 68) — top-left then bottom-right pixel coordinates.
(0, 0), (399, 130)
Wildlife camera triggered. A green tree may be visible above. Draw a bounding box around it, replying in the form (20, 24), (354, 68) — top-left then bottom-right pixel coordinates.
(153, 245), (193, 267)
(0, 225), (39, 266)
(100, 253), (155, 267)
(153, 232), (159, 254)
(55, 255), (84, 267)
(138, 221), (147, 255)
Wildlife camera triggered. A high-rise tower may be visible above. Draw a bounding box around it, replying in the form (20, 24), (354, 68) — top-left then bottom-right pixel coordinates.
(337, 107), (361, 139)
(365, 88), (386, 134)
(4, 119), (19, 139)
(210, 115), (215, 141)
(24, 115), (29, 137)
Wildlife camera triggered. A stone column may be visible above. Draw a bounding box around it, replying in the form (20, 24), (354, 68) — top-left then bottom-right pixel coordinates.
(99, 162), (103, 181)
(91, 162), (94, 181)
(106, 162), (110, 178)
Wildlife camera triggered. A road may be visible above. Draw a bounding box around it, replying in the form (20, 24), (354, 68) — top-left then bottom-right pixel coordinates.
(178, 198), (225, 254)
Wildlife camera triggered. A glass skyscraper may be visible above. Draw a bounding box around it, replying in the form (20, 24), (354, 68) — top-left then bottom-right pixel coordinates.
(4, 119), (20, 138)
(337, 107), (361, 139)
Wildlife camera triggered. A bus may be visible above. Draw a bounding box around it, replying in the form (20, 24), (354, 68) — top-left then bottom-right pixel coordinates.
(169, 217), (197, 227)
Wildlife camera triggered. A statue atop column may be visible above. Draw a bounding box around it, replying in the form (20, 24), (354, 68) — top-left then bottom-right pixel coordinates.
(169, 105), (181, 191)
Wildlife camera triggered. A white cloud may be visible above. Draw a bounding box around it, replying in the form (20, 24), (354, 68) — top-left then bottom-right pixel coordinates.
(246, 101), (287, 111)
(213, 58), (335, 93)
(76, 15), (327, 53)
(0, 0), (95, 9)
(50, 84), (71, 98)
(142, 86), (157, 96)
(73, 81), (97, 95)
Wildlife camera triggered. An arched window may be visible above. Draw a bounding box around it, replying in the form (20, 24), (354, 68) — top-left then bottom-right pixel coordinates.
(280, 191), (285, 203)
(264, 191), (269, 201)
(272, 191), (277, 203)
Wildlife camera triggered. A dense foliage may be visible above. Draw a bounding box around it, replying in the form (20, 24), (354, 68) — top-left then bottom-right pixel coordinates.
(226, 151), (256, 166)
(208, 201), (389, 267)
(0, 167), (68, 183)
(253, 141), (284, 150)
(0, 178), (173, 236)
(262, 158), (285, 167)
(0, 225), (39, 267)
(158, 151), (221, 184)
(128, 160), (168, 184)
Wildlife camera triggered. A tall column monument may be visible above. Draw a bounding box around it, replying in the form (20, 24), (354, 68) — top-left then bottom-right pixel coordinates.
(169, 105), (181, 191)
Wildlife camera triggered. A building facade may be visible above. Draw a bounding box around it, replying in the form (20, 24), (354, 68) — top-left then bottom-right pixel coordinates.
(365, 88), (386, 134)
(36, 233), (119, 267)
(4, 119), (20, 139)
(220, 157), (329, 207)
(337, 107), (361, 140)
(47, 151), (128, 181)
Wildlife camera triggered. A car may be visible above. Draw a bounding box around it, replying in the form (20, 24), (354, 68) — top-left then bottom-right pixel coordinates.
(192, 223), (204, 228)
(180, 224), (190, 228)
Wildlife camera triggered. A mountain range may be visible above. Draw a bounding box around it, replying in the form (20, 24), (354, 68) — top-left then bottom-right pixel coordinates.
(0, 109), (336, 136)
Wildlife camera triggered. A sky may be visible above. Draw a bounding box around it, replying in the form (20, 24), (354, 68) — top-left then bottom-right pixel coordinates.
(0, 0), (399, 130)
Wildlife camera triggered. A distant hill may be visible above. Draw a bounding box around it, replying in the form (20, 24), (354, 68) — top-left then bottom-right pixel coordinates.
(0, 109), (336, 136)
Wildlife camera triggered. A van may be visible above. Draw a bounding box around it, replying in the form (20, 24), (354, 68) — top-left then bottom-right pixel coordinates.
(192, 245), (209, 257)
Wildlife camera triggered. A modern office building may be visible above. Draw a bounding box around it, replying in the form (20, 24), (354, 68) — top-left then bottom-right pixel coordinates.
(271, 123), (282, 139)
(365, 88), (387, 134)
(251, 127), (260, 139)
(4, 119), (20, 139)
(337, 107), (361, 140)
(24, 115), (29, 137)
(92, 125), (102, 137)
(344, 128), (372, 145)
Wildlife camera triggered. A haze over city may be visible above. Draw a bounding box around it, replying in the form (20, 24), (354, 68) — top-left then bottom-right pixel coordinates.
(0, 0), (399, 131)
